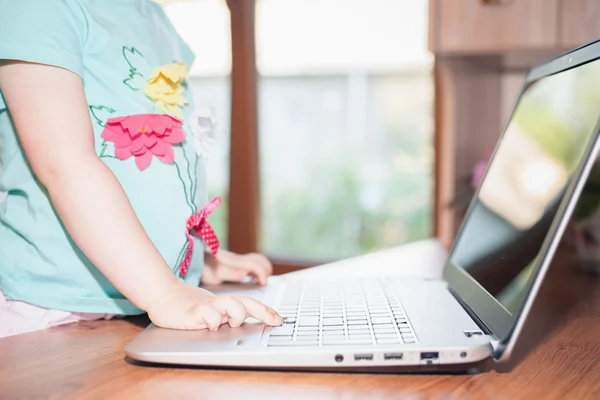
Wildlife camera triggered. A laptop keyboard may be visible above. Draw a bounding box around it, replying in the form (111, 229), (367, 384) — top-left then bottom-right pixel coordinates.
(267, 278), (416, 347)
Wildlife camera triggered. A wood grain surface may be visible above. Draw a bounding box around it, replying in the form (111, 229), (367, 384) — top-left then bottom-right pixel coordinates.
(0, 248), (598, 400)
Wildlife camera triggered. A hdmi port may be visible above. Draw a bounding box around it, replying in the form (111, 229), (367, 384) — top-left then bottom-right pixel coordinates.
(354, 353), (374, 361)
(384, 353), (403, 360)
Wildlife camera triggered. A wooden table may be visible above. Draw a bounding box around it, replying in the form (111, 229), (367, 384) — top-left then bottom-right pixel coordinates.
(1, 247), (599, 400)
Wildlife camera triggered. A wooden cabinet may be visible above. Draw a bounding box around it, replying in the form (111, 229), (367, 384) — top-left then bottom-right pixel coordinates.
(430, 0), (559, 53)
(560, 0), (600, 48)
(430, 0), (600, 247)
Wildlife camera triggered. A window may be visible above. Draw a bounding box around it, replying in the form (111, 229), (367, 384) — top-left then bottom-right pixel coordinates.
(256, 0), (434, 259)
(165, 0), (433, 268)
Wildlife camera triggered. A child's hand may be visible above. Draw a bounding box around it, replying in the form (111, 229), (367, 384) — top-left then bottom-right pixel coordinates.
(201, 250), (273, 286)
(147, 282), (283, 330)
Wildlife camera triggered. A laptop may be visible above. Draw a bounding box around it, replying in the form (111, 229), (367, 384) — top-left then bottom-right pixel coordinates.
(126, 40), (600, 372)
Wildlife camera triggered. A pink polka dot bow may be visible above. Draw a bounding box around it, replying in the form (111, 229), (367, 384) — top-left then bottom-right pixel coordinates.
(179, 196), (221, 277)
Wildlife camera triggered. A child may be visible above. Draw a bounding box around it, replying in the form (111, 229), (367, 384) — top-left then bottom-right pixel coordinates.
(0, 0), (282, 338)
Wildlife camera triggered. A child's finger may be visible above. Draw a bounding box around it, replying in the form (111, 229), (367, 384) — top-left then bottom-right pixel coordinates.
(188, 303), (223, 331)
(211, 295), (248, 328)
(238, 296), (283, 326)
(216, 263), (249, 283)
(214, 251), (271, 284)
(251, 253), (273, 275)
(226, 259), (269, 285)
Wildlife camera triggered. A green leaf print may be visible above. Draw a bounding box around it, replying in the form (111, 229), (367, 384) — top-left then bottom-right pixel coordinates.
(89, 105), (117, 158)
(122, 46), (146, 91)
(89, 105), (116, 127)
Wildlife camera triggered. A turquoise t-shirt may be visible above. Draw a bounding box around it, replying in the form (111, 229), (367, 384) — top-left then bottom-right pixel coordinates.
(0, 0), (208, 314)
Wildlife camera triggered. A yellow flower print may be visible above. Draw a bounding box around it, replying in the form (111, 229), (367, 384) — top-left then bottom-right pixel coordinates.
(145, 62), (189, 120)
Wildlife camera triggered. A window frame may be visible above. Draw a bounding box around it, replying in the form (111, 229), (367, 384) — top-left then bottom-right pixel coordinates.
(226, 0), (321, 274)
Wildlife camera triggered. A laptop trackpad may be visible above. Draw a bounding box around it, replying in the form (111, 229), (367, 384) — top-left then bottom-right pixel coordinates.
(133, 321), (266, 352)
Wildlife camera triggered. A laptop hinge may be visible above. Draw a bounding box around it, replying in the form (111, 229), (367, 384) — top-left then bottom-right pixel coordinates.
(448, 287), (496, 338)
(489, 339), (502, 353)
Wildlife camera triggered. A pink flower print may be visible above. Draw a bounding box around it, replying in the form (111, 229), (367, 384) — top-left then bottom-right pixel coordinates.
(101, 114), (186, 170)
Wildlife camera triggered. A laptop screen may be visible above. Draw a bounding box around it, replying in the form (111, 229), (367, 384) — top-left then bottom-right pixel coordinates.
(449, 58), (600, 316)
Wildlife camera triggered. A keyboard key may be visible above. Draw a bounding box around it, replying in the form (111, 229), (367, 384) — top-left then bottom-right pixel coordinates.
(297, 326), (318, 332)
(283, 317), (296, 324)
(347, 320), (368, 326)
(371, 317), (393, 325)
(349, 328), (371, 334)
(347, 315), (367, 320)
(348, 326), (370, 331)
(369, 307), (389, 314)
(321, 325), (341, 331)
(375, 323), (394, 330)
(322, 318), (344, 326)
(349, 332), (371, 338)
(323, 330), (345, 336)
(296, 335), (319, 341)
(348, 324), (369, 330)
(375, 333), (398, 339)
(323, 338), (373, 345)
(301, 311), (320, 316)
(346, 314), (367, 319)
(302, 307), (320, 311)
(346, 311), (367, 316)
(297, 330), (319, 337)
(376, 338), (400, 344)
(373, 328), (396, 334)
(270, 325), (294, 336)
(302, 305), (320, 309)
(370, 314), (391, 319)
(349, 334), (372, 340)
(399, 327), (412, 333)
(298, 316), (320, 326)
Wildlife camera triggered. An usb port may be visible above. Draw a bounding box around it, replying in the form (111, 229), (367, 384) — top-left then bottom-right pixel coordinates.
(420, 352), (439, 360)
(354, 353), (374, 361)
(383, 353), (403, 360)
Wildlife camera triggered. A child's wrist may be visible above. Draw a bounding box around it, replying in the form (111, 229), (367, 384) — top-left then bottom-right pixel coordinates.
(136, 274), (182, 312)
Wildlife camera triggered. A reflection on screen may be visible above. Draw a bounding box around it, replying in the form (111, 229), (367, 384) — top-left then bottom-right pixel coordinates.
(450, 59), (600, 314)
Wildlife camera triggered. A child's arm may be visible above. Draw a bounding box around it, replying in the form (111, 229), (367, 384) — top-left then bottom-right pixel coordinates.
(0, 61), (282, 330)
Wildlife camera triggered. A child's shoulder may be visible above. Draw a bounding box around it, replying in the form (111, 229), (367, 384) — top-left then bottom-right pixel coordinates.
(0, 0), (193, 80)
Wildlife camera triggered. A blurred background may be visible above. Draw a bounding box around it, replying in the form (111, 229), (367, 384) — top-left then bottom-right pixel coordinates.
(161, 0), (600, 273)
